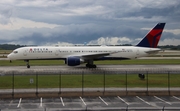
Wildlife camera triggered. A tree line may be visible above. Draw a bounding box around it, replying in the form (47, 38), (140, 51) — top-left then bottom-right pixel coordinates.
(0, 44), (180, 50)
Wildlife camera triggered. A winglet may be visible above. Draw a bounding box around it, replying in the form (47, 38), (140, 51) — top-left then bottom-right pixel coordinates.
(136, 23), (166, 48)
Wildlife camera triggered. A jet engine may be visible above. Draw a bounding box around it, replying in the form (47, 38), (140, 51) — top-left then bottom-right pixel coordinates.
(66, 57), (84, 66)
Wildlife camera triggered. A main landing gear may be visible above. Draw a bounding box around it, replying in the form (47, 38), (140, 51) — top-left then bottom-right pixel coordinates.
(85, 60), (96, 68)
(25, 60), (30, 68)
(86, 64), (97, 68)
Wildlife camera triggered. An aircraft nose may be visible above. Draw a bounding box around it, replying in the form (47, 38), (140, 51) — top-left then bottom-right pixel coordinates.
(7, 54), (12, 60)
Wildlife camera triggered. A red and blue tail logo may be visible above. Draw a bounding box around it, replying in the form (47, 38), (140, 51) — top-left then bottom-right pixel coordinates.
(136, 23), (166, 48)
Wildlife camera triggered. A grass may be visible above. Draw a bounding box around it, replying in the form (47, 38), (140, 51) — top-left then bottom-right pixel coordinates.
(95, 59), (180, 65)
(0, 74), (180, 89)
(0, 60), (64, 66)
(0, 50), (12, 54)
(0, 59), (180, 66)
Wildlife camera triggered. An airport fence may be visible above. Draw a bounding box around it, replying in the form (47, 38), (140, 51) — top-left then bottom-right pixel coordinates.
(0, 70), (180, 98)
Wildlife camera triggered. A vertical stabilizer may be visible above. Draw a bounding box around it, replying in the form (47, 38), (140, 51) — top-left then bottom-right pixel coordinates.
(136, 23), (166, 48)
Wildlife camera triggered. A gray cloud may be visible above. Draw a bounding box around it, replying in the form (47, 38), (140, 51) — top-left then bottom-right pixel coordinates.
(0, 4), (13, 24)
(0, 0), (179, 45)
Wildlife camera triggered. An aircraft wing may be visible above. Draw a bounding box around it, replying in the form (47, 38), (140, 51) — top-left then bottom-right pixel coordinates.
(69, 52), (117, 60)
(81, 53), (110, 59)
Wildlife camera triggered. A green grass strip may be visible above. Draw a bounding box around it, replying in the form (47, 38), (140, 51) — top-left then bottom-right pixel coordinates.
(0, 74), (180, 89)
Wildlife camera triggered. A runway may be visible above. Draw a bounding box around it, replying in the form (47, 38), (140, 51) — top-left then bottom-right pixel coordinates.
(0, 65), (180, 75)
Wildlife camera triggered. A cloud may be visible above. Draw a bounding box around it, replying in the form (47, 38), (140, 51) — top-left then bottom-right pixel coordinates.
(88, 37), (133, 45)
(46, 41), (74, 46)
(0, 4), (13, 25)
(164, 29), (180, 35)
(0, 18), (59, 30)
(0, 0), (179, 46)
(159, 38), (180, 46)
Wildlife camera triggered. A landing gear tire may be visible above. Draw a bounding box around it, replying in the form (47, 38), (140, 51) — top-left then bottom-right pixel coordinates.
(91, 65), (96, 68)
(86, 64), (97, 68)
(27, 65), (30, 68)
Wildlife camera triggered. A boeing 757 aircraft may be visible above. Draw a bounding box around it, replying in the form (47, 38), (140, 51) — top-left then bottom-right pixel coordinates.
(8, 23), (166, 68)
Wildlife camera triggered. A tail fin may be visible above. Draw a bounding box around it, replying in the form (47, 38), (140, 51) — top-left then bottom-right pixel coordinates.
(136, 23), (166, 48)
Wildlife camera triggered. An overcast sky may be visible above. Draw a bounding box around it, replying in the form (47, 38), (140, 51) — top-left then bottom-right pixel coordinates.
(0, 0), (180, 46)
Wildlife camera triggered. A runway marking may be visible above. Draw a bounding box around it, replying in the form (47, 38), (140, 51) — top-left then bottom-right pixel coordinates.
(154, 96), (172, 105)
(99, 96), (108, 106)
(117, 96), (130, 105)
(9, 100), (13, 106)
(40, 97), (43, 107)
(80, 96), (86, 106)
(173, 96), (180, 101)
(136, 96), (151, 105)
(60, 97), (65, 106)
(17, 98), (22, 108)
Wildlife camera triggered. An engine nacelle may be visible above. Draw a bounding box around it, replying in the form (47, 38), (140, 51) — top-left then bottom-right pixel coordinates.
(66, 57), (83, 66)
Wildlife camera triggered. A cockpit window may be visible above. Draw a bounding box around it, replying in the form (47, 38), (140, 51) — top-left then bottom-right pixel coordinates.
(13, 51), (18, 54)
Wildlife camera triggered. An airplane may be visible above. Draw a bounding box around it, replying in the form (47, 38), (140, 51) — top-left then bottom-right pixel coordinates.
(7, 23), (166, 68)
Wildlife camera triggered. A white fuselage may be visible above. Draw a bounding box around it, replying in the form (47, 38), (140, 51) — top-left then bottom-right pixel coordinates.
(7, 46), (160, 60)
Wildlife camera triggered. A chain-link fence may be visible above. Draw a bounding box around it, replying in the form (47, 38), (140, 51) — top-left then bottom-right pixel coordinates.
(0, 70), (180, 98)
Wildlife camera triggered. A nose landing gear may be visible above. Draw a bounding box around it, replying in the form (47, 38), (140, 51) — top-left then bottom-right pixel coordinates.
(25, 60), (30, 68)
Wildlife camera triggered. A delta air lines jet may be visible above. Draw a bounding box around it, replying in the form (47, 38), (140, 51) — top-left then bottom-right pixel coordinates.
(8, 23), (166, 68)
